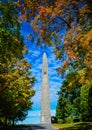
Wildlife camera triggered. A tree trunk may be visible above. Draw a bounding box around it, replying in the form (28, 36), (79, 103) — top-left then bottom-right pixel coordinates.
(4, 117), (7, 126)
(12, 118), (15, 130)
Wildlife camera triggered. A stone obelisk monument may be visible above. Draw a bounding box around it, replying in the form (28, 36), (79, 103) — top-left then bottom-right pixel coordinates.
(40, 53), (51, 124)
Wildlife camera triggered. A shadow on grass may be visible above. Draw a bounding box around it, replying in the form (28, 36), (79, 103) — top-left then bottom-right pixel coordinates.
(0, 124), (46, 130)
(58, 122), (92, 130)
(29, 124), (47, 129)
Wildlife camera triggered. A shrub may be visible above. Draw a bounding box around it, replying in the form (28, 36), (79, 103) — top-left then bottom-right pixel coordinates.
(57, 119), (64, 124)
(65, 116), (73, 123)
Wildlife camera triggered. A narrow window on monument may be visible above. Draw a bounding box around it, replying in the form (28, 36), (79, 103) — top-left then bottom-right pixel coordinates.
(44, 72), (47, 75)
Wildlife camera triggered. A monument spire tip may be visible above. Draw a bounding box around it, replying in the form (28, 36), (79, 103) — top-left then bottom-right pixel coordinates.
(43, 52), (47, 58)
(43, 52), (46, 55)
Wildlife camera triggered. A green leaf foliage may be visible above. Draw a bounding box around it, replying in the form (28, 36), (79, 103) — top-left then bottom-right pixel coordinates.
(56, 71), (92, 122)
(80, 82), (92, 121)
(0, 0), (24, 63)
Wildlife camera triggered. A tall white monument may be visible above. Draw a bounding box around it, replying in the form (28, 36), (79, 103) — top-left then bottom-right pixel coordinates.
(40, 53), (51, 124)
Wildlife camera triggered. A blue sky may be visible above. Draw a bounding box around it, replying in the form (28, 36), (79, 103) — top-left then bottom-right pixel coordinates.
(20, 21), (62, 124)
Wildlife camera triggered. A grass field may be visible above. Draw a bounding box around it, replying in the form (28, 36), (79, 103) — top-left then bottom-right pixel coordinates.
(52, 122), (92, 130)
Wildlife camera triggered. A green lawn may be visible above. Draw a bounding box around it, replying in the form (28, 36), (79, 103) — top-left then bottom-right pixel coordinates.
(52, 122), (92, 130)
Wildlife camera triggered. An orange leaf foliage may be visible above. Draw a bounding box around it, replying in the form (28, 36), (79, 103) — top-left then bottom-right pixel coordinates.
(18, 0), (92, 80)
(39, 6), (46, 17)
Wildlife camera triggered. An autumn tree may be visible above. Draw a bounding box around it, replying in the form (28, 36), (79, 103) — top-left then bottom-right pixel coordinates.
(0, 0), (35, 126)
(0, 59), (35, 125)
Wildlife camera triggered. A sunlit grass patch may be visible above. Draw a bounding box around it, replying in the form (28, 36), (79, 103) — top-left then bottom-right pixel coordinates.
(52, 122), (92, 130)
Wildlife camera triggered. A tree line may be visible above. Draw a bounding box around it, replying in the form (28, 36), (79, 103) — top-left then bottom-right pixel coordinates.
(0, 1), (35, 126)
